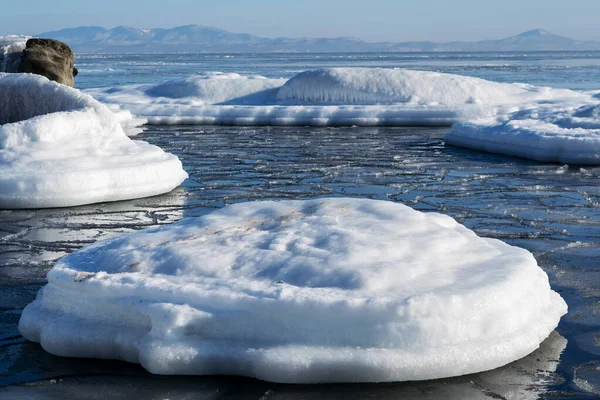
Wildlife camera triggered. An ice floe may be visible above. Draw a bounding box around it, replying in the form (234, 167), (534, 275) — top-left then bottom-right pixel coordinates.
(446, 101), (600, 164)
(0, 73), (188, 209)
(86, 67), (600, 163)
(0, 35), (27, 73)
(19, 198), (567, 383)
(146, 72), (285, 103)
(87, 68), (588, 127)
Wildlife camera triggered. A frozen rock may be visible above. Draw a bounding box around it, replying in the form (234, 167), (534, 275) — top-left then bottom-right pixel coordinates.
(19, 198), (567, 383)
(0, 73), (188, 208)
(19, 38), (78, 87)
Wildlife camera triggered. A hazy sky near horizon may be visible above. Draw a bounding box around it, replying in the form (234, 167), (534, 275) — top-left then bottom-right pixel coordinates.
(2, 0), (599, 42)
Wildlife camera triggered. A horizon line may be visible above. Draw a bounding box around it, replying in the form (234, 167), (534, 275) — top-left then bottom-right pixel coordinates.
(34, 25), (593, 45)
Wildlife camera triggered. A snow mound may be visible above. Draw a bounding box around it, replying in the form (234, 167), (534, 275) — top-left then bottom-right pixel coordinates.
(19, 198), (567, 383)
(446, 102), (600, 164)
(86, 68), (589, 127)
(146, 72), (285, 104)
(0, 73), (188, 208)
(0, 35), (27, 73)
(277, 68), (562, 105)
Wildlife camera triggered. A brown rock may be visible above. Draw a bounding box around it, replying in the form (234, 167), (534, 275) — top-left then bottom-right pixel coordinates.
(18, 38), (77, 87)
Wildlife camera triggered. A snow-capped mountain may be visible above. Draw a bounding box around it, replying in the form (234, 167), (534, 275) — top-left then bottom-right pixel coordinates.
(37, 25), (600, 53)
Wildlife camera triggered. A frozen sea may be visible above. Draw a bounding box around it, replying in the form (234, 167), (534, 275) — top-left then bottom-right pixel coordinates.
(1, 52), (600, 399)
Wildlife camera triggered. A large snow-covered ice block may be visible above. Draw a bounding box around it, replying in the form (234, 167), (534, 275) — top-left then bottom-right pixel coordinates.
(445, 102), (600, 164)
(0, 73), (188, 208)
(19, 198), (567, 383)
(86, 68), (588, 127)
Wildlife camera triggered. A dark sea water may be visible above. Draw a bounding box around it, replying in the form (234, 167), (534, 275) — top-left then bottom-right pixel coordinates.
(1, 53), (600, 399)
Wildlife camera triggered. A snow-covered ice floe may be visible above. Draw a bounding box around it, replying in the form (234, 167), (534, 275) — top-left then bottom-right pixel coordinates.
(0, 35), (27, 73)
(19, 198), (567, 383)
(446, 101), (600, 164)
(88, 67), (600, 163)
(86, 68), (588, 127)
(0, 73), (188, 209)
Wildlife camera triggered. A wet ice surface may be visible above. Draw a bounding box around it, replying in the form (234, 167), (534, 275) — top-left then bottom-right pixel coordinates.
(1, 126), (600, 398)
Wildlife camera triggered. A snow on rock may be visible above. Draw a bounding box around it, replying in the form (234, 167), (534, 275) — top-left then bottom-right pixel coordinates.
(86, 68), (588, 127)
(0, 35), (28, 73)
(446, 101), (600, 164)
(19, 198), (567, 383)
(0, 73), (188, 208)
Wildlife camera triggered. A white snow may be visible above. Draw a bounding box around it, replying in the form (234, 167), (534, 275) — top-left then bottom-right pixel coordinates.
(146, 72), (285, 104)
(0, 35), (27, 73)
(276, 68), (574, 105)
(85, 67), (600, 163)
(87, 68), (588, 127)
(446, 101), (600, 164)
(0, 73), (188, 209)
(19, 198), (567, 383)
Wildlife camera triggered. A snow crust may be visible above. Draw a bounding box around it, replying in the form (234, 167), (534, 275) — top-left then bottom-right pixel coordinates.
(87, 68), (586, 127)
(276, 68), (569, 105)
(446, 102), (600, 164)
(0, 73), (188, 208)
(19, 198), (567, 383)
(146, 72), (285, 104)
(0, 35), (27, 73)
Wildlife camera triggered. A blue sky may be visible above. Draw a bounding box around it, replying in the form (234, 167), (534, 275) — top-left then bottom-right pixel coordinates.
(2, 0), (599, 42)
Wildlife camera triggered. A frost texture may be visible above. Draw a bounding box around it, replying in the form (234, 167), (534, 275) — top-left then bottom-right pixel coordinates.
(0, 73), (188, 208)
(19, 198), (567, 383)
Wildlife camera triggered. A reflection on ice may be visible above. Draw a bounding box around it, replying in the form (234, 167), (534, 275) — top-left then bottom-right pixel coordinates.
(0, 331), (567, 400)
(0, 187), (188, 283)
(574, 361), (600, 396)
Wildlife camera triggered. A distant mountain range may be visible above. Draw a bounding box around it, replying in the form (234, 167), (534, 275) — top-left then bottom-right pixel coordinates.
(37, 26), (600, 53)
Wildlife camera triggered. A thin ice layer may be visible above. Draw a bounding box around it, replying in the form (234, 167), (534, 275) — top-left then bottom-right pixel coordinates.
(0, 73), (188, 208)
(86, 68), (589, 127)
(445, 102), (600, 164)
(19, 198), (567, 383)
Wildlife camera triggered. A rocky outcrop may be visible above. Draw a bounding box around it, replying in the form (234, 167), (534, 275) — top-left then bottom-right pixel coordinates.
(18, 39), (77, 87)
